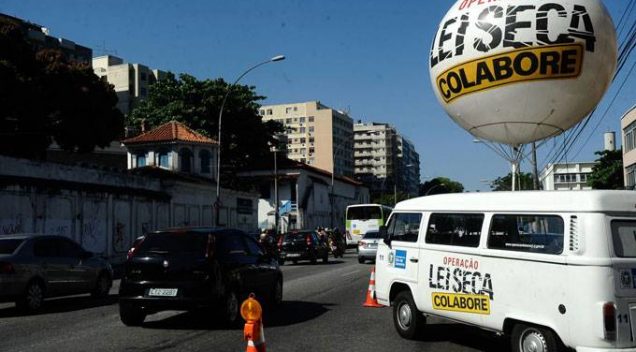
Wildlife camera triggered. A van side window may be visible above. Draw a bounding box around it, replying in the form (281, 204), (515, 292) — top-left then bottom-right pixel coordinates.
(426, 213), (484, 247)
(387, 213), (422, 243)
(611, 220), (636, 257)
(487, 214), (564, 254)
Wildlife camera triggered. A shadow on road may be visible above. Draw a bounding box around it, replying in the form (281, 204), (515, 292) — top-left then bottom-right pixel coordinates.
(0, 294), (119, 318)
(142, 300), (333, 330)
(417, 322), (507, 351)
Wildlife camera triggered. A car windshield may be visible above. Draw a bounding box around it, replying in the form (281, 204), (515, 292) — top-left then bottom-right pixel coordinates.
(0, 239), (24, 255)
(363, 232), (381, 239)
(136, 232), (209, 255)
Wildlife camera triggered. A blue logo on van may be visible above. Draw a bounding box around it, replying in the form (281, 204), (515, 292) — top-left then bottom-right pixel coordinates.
(395, 250), (407, 269)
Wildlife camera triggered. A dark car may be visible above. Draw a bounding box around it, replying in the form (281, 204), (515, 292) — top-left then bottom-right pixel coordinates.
(278, 230), (329, 265)
(119, 227), (283, 327)
(0, 234), (114, 312)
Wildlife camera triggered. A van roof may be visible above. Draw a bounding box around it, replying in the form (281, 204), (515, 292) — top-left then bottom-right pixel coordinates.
(395, 190), (636, 213)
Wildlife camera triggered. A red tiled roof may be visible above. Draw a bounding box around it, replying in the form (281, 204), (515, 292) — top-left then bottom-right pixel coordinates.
(122, 121), (217, 145)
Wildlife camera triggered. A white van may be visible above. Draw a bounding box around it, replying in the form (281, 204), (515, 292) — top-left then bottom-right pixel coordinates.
(375, 191), (636, 352)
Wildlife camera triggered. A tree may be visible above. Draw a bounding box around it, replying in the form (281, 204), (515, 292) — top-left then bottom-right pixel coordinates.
(0, 17), (124, 158)
(128, 74), (285, 184)
(418, 177), (464, 196)
(588, 149), (624, 189)
(489, 172), (534, 191)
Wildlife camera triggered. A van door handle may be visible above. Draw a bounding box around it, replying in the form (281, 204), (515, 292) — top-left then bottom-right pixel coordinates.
(409, 258), (418, 263)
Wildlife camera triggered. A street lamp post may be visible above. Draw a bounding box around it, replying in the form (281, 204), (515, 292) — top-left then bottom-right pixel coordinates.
(270, 138), (280, 234)
(215, 55), (285, 226)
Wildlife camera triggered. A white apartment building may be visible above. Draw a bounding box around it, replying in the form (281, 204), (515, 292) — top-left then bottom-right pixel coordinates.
(353, 122), (421, 195)
(622, 105), (636, 189)
(540, 162), (596, 190)
(92, 55), (167, 115)
(260, 101), (354, 177)
(354, 122), (398, 180)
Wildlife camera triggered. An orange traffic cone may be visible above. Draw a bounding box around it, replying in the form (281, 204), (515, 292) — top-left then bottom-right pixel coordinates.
(363, 267), (384, 308)
(245, 320), (266, 352)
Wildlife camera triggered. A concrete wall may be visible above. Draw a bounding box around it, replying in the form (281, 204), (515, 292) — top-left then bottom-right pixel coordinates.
(0, 156), (258, 264)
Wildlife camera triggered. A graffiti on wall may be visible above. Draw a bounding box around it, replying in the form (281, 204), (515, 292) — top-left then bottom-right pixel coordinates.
(1, 214), (24, 235)
(82, 199), (107, 254)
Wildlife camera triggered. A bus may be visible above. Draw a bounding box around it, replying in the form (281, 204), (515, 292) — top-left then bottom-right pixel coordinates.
(345, 204), (393, 247)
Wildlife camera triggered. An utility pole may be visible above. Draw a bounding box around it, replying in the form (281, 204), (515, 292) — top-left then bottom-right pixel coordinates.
(531, 142), (539, 190)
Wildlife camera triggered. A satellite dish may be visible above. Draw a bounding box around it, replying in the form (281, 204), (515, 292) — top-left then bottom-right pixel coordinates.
(429, 0), (617, 145)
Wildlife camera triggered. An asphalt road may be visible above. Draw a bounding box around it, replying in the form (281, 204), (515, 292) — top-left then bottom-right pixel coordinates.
(0, 251), (507, 352)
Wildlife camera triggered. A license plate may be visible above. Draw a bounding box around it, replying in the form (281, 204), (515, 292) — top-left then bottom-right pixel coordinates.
(353, 230), (360, 235)
(368, 243), (377, 248)
(148, 288), (178, 297)
(287, 253), (301, 258)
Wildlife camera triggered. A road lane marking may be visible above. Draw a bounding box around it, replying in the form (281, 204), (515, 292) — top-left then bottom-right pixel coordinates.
(341, 270), (359, 277)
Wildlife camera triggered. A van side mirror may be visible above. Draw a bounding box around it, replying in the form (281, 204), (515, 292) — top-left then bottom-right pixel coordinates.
(380, 226), (391, 248)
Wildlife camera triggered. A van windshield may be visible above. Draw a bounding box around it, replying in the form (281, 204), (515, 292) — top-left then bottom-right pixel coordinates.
(611, 220), (636, 257)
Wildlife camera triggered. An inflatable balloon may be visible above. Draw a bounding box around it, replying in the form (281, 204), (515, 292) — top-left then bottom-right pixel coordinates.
(429, 0), (617, 145)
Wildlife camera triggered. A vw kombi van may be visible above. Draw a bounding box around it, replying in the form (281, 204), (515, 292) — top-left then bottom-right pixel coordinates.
(375, 191), (636, 352)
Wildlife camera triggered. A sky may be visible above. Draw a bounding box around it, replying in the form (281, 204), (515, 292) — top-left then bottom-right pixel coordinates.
(1, 0), (634, 192)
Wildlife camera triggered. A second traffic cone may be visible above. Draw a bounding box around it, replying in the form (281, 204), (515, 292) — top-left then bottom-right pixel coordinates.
(363, 266), (384, 308)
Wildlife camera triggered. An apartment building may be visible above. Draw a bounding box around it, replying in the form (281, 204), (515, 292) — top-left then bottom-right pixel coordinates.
(260, 101), (354, 177)
(93, 55), (168, 115)
(396, 135), (421, 196)
(622, 105), (636, 188)
(353, 122), (421, 195)
(1, 13), (92, 64)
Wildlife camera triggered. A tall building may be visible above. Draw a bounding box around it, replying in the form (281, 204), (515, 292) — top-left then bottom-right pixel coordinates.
(0, 13), (92, 64)
(92, 55), (168, 116)
(260, 101), (354, 177)
(621, 105), (636, 188)
(353, 122), (421, 196)
(396, 135), (421, 196)
(353, 122), (398, 190)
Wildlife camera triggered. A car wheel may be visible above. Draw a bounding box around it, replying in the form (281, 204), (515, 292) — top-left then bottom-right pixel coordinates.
(292, 259), (298, 265)
(91, 272), (112, 298)
(322, 252), (328, 263)
(358, 257), (365, 264)
(222, 290), (241, 327)
(310, 255), (317, 265)
(17, 280), (45, 313)
(119, 303), (146, 326)
(511, 323), (561, 352)
(393, 291), (426, 339)
(271, 278), (283, 307)
(278, 259), (285, 266)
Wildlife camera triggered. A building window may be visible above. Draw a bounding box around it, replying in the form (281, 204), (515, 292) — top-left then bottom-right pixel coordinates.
(199, 150), (211, 174)
(300, 127), (305, 133)
(136, 153), (146, 167)
(308, 116), (314, 122)
(259, 109), (265, 115)
(627, 164), (636, 189)
(309, 126), (314, 132)
(286, 118), (292, 124)
(267, 109), (273, 115)
(158, 150), (170, 168)
(286, 107), (293, 114)
(180, 148), (193, 173)
(625, 121), (636, 152)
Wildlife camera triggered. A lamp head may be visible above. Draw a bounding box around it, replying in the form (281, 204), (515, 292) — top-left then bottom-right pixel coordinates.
(270, 55), (286, 62)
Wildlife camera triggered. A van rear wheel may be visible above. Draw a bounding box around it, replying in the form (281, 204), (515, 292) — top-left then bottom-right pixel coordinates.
(392, 291), (425, 339)
(511, 323), (561, 352)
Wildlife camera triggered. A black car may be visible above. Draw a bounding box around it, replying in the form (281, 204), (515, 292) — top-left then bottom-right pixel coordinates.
(278, 230), (329, 265)
(0, 234), (113, 313)
(119, 227), (283, 327)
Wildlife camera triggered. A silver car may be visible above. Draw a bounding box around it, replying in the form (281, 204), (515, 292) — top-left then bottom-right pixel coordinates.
(0, 234), (113, 312)
(357, 231), (382, 263)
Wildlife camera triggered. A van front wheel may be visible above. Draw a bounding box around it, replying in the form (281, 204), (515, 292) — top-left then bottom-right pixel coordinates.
(392, 291), (425, 339)
(511, 323), (561, 352)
